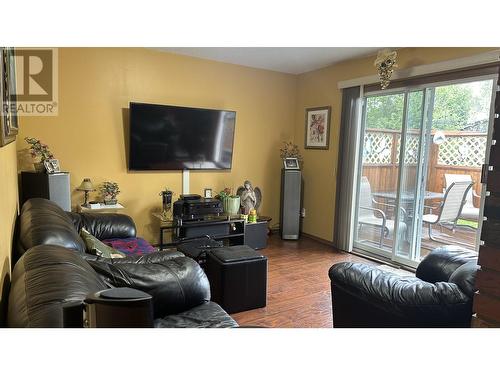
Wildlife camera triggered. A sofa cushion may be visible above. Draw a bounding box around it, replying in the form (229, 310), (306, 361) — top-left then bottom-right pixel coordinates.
(80, 228), (125, 258)
(18, 198), (86, 257)
(68, 212), (136, 240)
(87, 256), (211, 318)
(154, 301), (238, 328)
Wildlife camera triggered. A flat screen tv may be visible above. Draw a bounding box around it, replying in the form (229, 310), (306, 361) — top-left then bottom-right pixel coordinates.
(129, 102), (236, 170)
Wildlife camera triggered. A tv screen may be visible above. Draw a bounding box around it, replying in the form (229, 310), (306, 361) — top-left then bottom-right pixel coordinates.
(129, 102), (236, 170)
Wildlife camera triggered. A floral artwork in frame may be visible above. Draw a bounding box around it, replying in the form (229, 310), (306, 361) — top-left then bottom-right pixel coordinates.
(304, 106), (331, 150)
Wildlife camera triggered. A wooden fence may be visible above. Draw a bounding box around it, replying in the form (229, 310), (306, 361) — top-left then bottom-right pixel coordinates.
(362, 129), (485, 205)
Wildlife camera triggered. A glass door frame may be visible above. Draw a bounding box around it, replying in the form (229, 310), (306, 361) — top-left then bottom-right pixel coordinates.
(352, 73), (498, 268)
(353, 87), (427, 267)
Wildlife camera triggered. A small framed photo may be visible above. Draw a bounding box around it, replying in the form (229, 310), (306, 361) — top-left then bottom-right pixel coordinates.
(283, 157), (300, 170)
(305, 106), (331, 149)
(204, 188), (213, 198)
(44, 158), (61, 174)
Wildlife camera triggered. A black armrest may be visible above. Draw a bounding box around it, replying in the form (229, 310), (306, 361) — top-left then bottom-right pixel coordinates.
(329, 262), (472, 326)
(416, 246), (478, 283)
(330, 262), (469, 305)
(86, 256), (210, 318)
(8, 245), (108, 328)
(67, 212), (136, 240)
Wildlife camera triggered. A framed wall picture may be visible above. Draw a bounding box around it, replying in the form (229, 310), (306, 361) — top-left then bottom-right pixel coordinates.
(304, 106), (331, 150)
(1, 47), (19, 147)
(204, 188), (213, 198)
(283, 157), (300, 170)
(44, 158), (61, 174)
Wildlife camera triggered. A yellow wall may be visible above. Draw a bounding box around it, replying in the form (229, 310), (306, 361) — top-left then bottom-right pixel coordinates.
(17, 47), (497, 248)
(294, 47), (497, 242)
(19, 48), (297, 244)
(0, 141), (18, 325)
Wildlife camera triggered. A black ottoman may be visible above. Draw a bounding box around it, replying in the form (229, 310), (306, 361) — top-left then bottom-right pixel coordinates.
(205, 245), (267, 314)
(176, 237), (223, 267)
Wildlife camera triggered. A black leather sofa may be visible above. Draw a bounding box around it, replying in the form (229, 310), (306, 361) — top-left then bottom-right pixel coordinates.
(329, 246), (479, 328)
(8, 198), (238, 328)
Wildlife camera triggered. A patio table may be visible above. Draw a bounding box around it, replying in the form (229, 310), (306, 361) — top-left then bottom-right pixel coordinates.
(372, 190), (444, 202)
(371, 190), (444, 220)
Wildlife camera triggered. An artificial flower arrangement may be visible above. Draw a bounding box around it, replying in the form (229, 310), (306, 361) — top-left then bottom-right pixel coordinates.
(25, 137), (55, 172)
(25, 137), (54, 161)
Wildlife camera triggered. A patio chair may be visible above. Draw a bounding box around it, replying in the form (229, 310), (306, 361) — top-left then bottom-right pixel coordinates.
(423, 181), (473, 241)
(444, 174), (480, 223)
(358, 176), (407, 248)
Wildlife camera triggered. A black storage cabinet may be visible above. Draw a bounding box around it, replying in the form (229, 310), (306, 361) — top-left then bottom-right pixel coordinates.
(244, 221), (268, 250)
(205, 246), (267, 314)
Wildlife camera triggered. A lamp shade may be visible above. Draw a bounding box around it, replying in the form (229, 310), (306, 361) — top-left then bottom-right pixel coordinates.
(77, 178), (95, 192)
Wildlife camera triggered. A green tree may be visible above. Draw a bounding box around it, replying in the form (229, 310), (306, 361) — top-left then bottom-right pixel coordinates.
(365, 91), (422, 130)
(364, 81), (491, 132)
(365, 93), (404, 130)
(431, 84), (473, 130)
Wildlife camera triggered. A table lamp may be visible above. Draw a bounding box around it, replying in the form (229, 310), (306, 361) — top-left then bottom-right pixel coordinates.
(77, 178), (95, 207)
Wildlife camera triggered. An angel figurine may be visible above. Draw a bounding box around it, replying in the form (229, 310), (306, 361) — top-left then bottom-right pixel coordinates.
(237, 180), (262, 215)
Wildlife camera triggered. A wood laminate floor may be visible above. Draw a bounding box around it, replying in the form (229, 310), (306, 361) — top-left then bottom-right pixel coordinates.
(231, 234), (376, 328)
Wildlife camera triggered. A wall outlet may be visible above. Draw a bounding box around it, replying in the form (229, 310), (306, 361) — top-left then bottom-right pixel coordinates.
(301, 208), (306, 218)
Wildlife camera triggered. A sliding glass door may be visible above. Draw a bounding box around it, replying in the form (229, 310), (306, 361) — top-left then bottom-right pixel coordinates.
(353, 88), (426, 265)
(353, 76), (496, 267)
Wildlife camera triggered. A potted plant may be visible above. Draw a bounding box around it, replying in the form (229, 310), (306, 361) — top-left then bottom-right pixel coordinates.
(217, 187), (240, 215)
(99, 181), (120, 205)
(280, 141), (303, 165)
(24, 137), (55, 172)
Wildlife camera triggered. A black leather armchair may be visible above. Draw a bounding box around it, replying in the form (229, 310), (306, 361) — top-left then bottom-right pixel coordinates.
(329, 246), (479, 328)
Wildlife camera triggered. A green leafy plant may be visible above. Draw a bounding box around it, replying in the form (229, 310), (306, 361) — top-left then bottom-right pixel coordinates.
(25, 137), (54, 161)
(99, 181), (120, 199)
(217, 187), (238, 199)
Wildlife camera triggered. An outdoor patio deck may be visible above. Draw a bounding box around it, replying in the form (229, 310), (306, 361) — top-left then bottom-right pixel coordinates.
(357, 223), (478, 260)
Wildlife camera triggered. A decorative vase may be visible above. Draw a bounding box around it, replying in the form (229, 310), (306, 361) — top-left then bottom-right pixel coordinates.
(34, 162), (46, 173)
(223, 196), (240, 215)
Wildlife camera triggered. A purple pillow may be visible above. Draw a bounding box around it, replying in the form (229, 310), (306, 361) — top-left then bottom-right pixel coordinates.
(102, 237), (156, 256)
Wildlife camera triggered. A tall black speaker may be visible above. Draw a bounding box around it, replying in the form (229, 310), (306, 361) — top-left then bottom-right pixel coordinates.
(21, 171), (71, 211)
(280, 169), (302, 240)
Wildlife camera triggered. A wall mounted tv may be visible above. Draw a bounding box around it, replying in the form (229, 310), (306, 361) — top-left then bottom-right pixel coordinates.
(129, 102), (236, 170)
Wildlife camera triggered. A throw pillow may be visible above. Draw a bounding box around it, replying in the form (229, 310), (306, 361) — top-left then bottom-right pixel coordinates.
(80, 228), (126, 258)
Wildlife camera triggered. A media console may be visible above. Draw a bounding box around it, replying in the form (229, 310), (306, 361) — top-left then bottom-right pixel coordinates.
(157, 215), (271, 250)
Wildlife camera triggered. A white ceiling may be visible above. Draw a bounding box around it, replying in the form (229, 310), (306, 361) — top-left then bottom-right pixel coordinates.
(155, 47), (381, 74)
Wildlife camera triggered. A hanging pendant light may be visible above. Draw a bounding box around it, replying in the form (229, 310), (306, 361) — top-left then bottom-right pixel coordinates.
(374, 49), (398, 90)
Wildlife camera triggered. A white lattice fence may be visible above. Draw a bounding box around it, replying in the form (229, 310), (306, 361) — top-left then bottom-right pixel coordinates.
(362, 131), (394, 164)
(363, 130), (487, 167)
(438, 135), (487, 167)
(396, 134), (420, 164)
